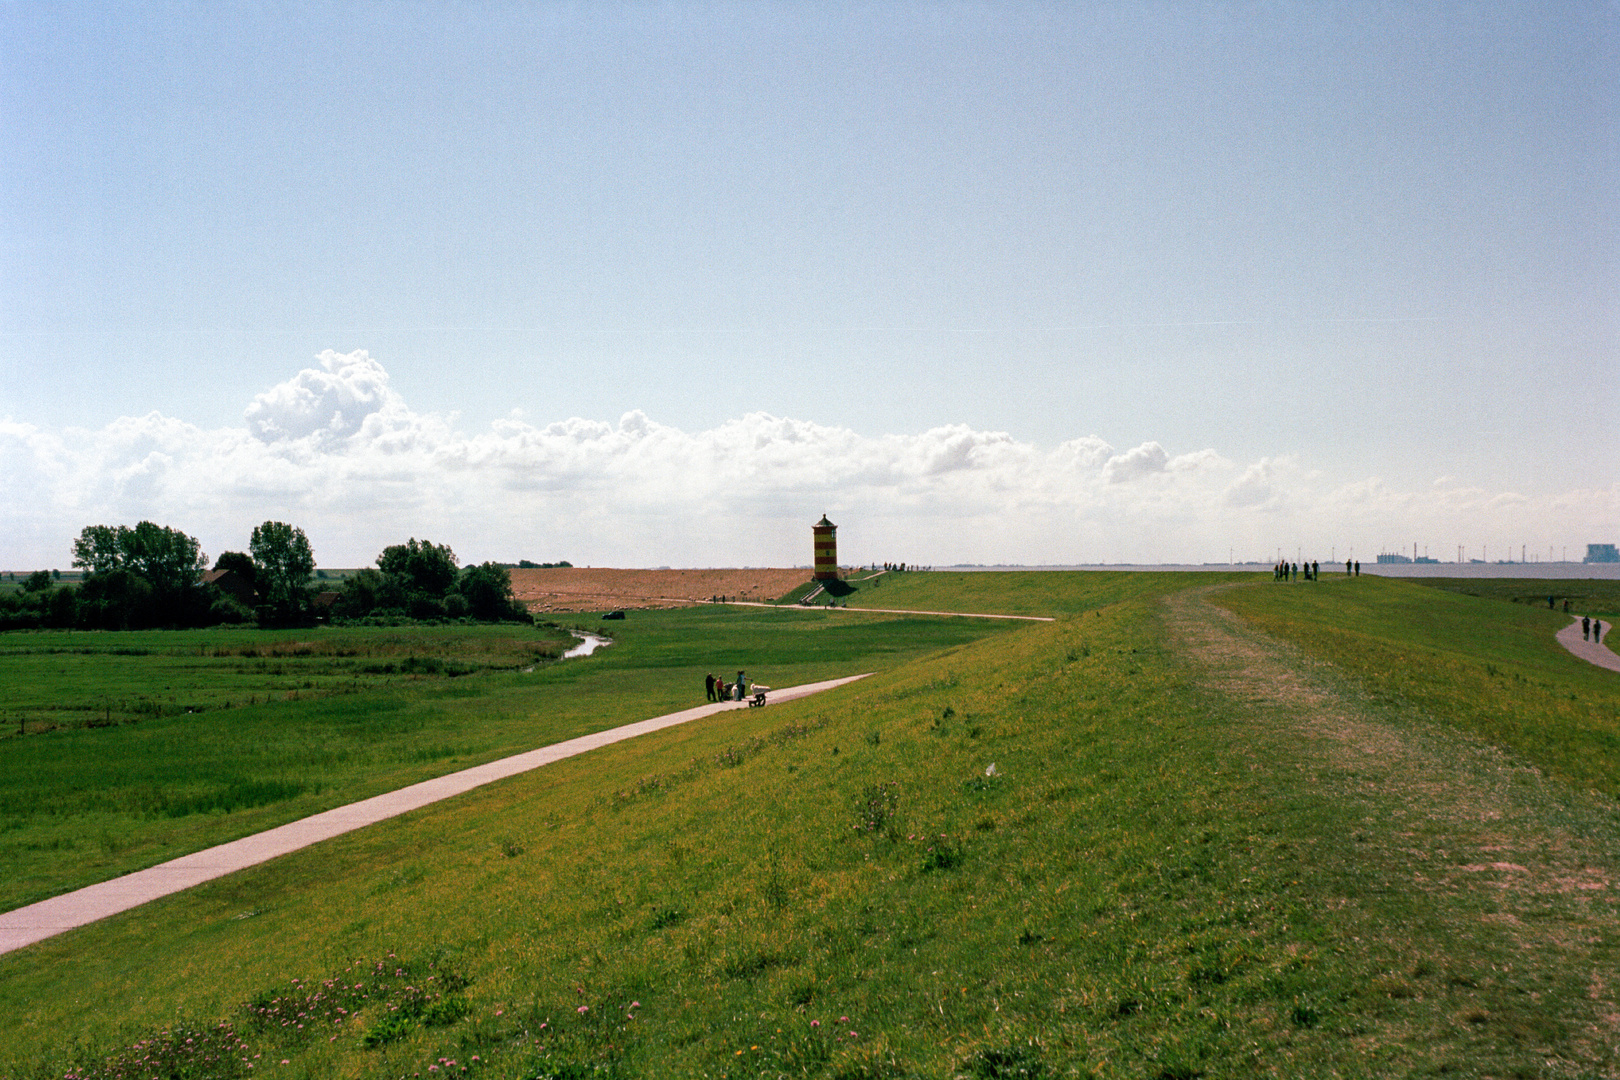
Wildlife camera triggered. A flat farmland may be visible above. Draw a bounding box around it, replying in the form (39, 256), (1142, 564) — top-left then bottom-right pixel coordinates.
(510, 566), (811, 612)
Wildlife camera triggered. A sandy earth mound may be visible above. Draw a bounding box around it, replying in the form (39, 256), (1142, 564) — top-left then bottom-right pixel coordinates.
(510, 567), (811, 613)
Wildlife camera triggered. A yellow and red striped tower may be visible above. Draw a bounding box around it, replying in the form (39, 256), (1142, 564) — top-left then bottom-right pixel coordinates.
(812, 515), (839, 581)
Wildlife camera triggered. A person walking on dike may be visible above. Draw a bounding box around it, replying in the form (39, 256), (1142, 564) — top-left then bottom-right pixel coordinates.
(1312, 560), (1319, 580)
(1583, 616), (1591, 641)
(705, 673), (716, 702)
(1347, 560), (1353, 576)
(734, 670), (748, 701)
(1354, 560), (1360, 575)
(1596, 619), (1605, 645)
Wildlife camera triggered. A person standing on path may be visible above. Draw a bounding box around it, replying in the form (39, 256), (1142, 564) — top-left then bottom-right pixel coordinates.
(735, 670), (748, 701)
(1596, 619), (1605, 645)
(705, 673), (716, 702)
(1583, 616), (1591, 641)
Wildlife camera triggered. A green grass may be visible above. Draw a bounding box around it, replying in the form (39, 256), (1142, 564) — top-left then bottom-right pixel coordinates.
(814, 568), (1250, 617)
(0, 622), (576, 730)
(1211, 575), (1620, 796)
(3, 572), (1618, 1077)
(0, 608), (1012, 912)
(1405, 576), (1620, 623)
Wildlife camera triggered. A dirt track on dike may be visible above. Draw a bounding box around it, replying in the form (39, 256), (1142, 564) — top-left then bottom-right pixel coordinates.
(1167, 584), (1620, 1073)
(510, 567), (811, 613)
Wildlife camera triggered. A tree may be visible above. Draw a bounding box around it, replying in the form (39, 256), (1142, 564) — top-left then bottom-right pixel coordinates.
(72, 522), (206, 597)
(213, 551), (259, 594)
(20, 570), (53, 593)
(76, 569), (155, 630)
(377, 539), (459, 598)
(249, 522), (314, 607)
(71, 525), (126, 574)
(332, 567), (387, 619)
(455, 562), (527, 621)
(69, 522), (207, 629)
(46, 584), (78, 628)
(124, 521), (207, 597)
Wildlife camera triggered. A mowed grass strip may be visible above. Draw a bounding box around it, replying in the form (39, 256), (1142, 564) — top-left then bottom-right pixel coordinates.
(1211, 574), (1620, 796)
(6, 573), (1616, 1076)
(0, 607), (1006, 912)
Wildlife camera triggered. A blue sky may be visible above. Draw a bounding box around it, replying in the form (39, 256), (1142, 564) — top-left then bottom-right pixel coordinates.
(1, 2), (1614, 568)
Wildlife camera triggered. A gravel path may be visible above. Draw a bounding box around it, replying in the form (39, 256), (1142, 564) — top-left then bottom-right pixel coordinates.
(0, 672), (871, 956)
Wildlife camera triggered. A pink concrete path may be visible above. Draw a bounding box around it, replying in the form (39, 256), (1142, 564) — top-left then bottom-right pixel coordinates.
(0, 673), (871, 957)
(1558, 616), (1620, 672)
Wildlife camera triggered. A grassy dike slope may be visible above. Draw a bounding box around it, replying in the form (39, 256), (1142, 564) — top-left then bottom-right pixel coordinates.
(4, 573), (1619, 1077)
(1213, 574), (1620, 797)
(0, 609), (998, 913)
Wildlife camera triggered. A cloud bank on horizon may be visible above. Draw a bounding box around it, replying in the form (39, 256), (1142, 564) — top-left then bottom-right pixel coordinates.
(2, 350), (1612, 571)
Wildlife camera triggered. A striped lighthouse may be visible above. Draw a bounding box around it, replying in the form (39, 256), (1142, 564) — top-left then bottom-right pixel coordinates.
(812, 515), (839, 581)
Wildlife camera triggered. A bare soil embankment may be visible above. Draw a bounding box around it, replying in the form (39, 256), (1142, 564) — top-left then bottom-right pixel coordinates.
(510, 567), (810, 613)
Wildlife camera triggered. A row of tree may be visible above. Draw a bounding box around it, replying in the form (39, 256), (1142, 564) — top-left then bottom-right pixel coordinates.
(0, 522), (533, 631)
(330, 538), (530, 623)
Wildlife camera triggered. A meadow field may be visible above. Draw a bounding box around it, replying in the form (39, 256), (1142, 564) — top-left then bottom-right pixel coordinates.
(0, 610), (1004, 913)
(2, 572), (1618, 1078)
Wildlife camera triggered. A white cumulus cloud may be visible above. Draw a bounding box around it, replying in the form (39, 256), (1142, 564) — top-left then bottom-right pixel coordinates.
(1, 350), (1614, 570)
(245, 349), (402, 444)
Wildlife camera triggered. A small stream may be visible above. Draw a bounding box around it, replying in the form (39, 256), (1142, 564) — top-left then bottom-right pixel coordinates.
(562, 631), (612, 659)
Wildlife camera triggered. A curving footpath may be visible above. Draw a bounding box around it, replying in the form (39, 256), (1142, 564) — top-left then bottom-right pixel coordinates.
(0, 673), (871, 957)
(1557, 617), (1619, 672)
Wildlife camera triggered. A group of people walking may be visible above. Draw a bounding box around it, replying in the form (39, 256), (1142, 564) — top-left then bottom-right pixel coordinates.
(1583, 616), (1605, 644)
(705, 670), (749, 702)
(1273, 559), (1359, 581)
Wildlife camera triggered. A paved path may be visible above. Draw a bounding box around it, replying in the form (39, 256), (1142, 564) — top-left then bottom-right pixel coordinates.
(0, 673), (871, 957)
(1557, 616), (1620, 672)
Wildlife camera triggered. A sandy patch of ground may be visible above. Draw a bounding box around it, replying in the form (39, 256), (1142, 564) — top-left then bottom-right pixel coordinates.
(511, 567), (811, 613)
